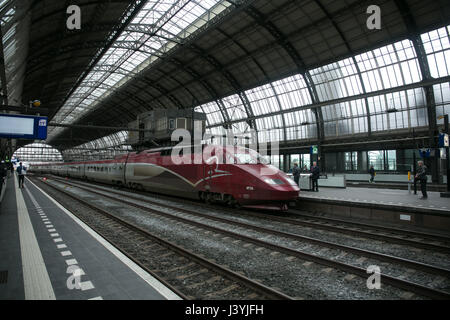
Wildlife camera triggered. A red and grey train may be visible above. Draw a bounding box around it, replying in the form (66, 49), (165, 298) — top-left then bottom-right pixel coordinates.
(30, 145), (300, 210)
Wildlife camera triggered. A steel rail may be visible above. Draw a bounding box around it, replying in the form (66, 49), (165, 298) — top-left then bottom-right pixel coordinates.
(47, 177), (450, 300)
(287, 209), (450, 244)
(47, 174), (450, 254)
(53, 177), (450, 278)
(34, 177), (293, 300)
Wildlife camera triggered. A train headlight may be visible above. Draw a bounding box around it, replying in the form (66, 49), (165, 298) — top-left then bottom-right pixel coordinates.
(287, 178), (298, 186)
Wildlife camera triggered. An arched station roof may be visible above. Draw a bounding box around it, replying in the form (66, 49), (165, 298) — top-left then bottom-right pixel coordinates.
(2, 0), (450, 156)
(13, 143), (63, 163)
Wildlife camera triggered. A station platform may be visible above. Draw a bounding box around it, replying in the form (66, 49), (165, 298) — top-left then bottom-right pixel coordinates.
(297, 187), (450, 231)
(347, 181), (446, 192)
(0, 175), (182, 300)
(299, 187), (450, 213)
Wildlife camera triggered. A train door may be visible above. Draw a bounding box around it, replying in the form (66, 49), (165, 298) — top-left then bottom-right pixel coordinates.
(197, 145), (212, 193)
(203, 160), (214, 193)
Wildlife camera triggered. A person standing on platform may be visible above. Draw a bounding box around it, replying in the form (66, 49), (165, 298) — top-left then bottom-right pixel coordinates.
(17, 162), (26, 189)
(0, 161), (6, 194)
(311, 161), (320, 192)
(302, 165), (308, 173)
(292, 163), (300, 186)
(0, 161), (6, 178)
(415, 161), (428, 199)
(369, 165), (376, 183)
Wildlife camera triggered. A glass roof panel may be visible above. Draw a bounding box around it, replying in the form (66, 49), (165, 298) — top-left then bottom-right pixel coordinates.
(310, 57), (363, 101)
(222, 94), (247, 121)
(433, 83), (450, 125)
(367, 88), (427, 132)
(196, 101), (224, 126)
(245, 83), (279, 117)
(49, 0), (228, 142)
(355, 40), (422, 92)
(421, 25), (450, 78)
(62, 131), (132, 161)
(13, 143), (63, 164)
(272, 74), (312, 109)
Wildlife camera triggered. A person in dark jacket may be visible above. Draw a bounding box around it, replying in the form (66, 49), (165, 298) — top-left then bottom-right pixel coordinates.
(17, 162), (26, 189)
(415, 161), (428, 199)
(310, 161), (320, 192)
(0, 161), (6, 179)
(0, 161), (7, 194)
(292, 163), (300, 186)
(369, 165), (375, 183)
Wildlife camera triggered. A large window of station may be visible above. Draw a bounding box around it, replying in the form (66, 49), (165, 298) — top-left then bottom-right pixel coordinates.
(199, 25), (450, 145)
(62, 131), (132, 162)
(270, 154), (284, 170)
(281, 149), (422, 174)
(368, 151), (384, 171)
(283, 154), (311, 172)
(318, 149), (410, 174)
(421, 25), (450, 78)
(344, 152), (358, 171)
(13, 143), (63, 164)
(367, 150), (397, 171)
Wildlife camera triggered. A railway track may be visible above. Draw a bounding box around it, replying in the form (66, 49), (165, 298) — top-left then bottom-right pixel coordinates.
(43, 175), (450, 253)
(40, 176), (450, 300)
(47, 174), (450, 254)
(286, 209), (450, 245)
(29, 177), (293, 300)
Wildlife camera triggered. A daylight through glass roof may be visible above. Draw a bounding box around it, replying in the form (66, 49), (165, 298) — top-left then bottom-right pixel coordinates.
(48, 0), (229, 140)
(195, 30), (450, 143)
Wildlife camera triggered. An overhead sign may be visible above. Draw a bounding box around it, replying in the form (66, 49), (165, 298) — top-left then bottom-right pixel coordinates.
(439, 133), (449, 147)
(311, 145), (318, 155)
(0, 114), (48, 140)
(419, 148), (431, 158)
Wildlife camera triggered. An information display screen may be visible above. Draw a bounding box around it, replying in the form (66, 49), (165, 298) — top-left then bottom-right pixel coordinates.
(0, 114), (48, 140)
(0, 116), (34, 135)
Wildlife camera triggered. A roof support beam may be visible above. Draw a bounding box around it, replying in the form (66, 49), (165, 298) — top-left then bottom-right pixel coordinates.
(0, 23), (8, 105)
(315, 0), (372, 137)
(216, 27), (288, 142)
(168, 57), (232, 127)
(57, 0), (149, 119)
(45, 1), (112, 114)
(241, 3), (324, 145)
(188, 44), (257, 132)
(393, 0), (438, 183)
